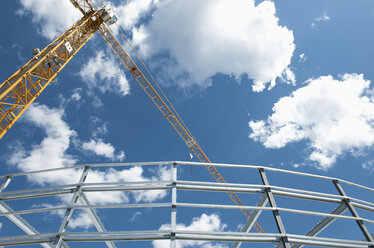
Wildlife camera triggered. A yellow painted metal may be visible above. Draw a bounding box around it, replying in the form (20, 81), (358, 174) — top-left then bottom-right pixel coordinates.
(70, 0), (264, 233)
(0, 10), (102, 139)
(69, 0), (95, 15)
(1, 0), (264, 233)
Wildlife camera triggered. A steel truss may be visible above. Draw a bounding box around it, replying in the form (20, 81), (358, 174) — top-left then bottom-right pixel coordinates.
(0, 161), (373, 247)
(0, 10), (102, 139)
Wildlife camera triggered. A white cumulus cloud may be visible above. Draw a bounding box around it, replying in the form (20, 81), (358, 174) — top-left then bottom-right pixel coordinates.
(82, 139), (125, 161)
(8, 104), (78, 185)
(152, 213), (227, 248)
(79, 51), (130, 97)
(110, 0), (156, 30)
(7, 103), (172, 229)
(68, 211), (94, 230)
(249, 74), (374, 170)
(59, 165), (171, 229)
(84, 166), (172, 205)
(132, 0), (295, 91)
(17, 0), (81, 40)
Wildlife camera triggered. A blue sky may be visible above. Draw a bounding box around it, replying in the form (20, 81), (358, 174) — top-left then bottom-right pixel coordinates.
(0, 0), (374, 247)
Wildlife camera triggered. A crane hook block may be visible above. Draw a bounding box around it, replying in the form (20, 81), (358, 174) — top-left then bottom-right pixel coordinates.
(99, 7), (118, 26)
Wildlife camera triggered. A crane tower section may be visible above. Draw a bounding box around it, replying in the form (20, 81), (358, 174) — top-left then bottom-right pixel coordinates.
(0, 10), (102, 139)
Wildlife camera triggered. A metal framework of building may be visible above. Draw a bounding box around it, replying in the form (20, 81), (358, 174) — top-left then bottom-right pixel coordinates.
(0, 161), (373, 248)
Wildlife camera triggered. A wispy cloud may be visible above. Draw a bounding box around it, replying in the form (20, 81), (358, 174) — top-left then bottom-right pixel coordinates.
(311, 11), (330, 28)
(315, 12), (330, 22)
(11, 43), (25, 61)
(130, 211), (142, 222)
(89, 116), (109, 138)
(362, 160), (374, 174)
(70, 88), (82, 102)
(298, 53), (307, 62)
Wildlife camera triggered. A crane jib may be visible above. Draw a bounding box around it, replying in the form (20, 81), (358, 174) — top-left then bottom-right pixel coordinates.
(0, 11), (101, 139)
(0, 0), (265, 234)
(97, 24), (264, 233)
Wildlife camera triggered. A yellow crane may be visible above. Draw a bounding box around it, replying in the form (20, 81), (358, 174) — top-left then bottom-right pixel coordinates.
(0, 0), (264, 233)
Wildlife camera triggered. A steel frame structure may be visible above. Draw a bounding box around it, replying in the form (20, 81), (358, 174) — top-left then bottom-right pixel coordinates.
(0, 161), (373, 248)
(0, 0), (264, 232)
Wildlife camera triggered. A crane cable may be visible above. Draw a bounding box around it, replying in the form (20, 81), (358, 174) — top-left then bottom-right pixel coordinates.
(93, 3), (264, 233)
(93, 0), (190, 137)
(113, 23), (196, 141)
(113, 23), (265, 234)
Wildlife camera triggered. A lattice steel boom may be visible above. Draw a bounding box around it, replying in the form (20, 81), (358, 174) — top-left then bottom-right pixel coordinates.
(0, 0), (264, 233)
(0, 9), (102, 139)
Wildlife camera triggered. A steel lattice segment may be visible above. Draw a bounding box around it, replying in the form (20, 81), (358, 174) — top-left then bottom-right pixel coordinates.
(54, 167), (90, 248)
(69, 0), (94, 15)
(78, 194), (116, 248)
(289, 203), (348, 248)
(0, 10), (102, 139)
(333, 180), (374, 248)
(259, 168), (291, 248)
(0, 161), (373, 248)
(233, 193), (269, 248)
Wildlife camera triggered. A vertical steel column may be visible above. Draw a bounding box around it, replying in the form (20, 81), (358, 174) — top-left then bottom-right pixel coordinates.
(333, 180), (374, 247)
(170, 162), (177, 248)
(54, 166), (90, 248)
(259, 168), (291, 248)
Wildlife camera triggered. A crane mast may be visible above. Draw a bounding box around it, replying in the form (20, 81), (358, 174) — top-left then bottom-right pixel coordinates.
(0, 0), (264, 233)
(0, 9), (102, 139)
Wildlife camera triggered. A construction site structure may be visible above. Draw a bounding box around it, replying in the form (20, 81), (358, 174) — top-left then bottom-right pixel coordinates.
(0, 0), (264, 234)
(0, 161), (373, 247)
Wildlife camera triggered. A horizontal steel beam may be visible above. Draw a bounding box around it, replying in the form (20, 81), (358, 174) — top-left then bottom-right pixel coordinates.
(175, 202), (374, 224)
(0, 161), (373, 248)
(1, 161), (373, 194)
(0, 203), (171, 217)
(0, 229), (372, 247)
